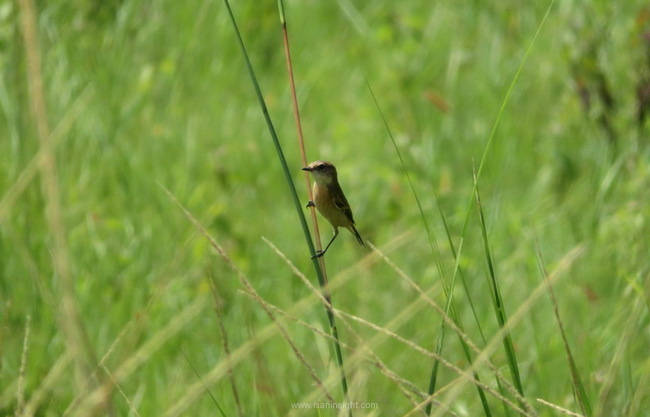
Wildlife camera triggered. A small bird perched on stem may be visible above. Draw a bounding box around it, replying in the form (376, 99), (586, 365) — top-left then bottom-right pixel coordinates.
(302, 160), (364, 258)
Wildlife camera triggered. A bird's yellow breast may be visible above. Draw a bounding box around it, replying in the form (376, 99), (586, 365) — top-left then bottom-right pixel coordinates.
(313, 183), (351, 228)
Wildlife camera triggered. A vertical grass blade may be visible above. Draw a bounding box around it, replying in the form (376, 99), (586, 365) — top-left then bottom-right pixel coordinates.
(276, 0), (326, 258)
(363, 77), (493, 416)
(473, 171), (525, 405)
(19, 0), (103, 408)
(223, 0), (351, 407)
(276, 0), (352, 408)
(441, 1), (555, 412)
(536, 246), (592, 416)
(208, 275), (245, 417)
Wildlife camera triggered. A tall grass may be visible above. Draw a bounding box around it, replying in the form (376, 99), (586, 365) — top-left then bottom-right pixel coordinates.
(1, 0), (649, 415)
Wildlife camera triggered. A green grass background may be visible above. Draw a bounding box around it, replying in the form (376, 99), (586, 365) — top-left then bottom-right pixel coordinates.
(1, 0), (649, 415)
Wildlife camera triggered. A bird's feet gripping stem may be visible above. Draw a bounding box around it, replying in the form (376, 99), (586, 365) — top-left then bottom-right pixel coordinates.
(305, 200), (315, 209)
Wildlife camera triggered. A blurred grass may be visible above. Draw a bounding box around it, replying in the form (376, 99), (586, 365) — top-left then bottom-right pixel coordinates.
(1, 0), (650, 415)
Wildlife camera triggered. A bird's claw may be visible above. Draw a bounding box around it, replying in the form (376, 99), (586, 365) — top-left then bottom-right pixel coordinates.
(305, 200), (315, 209)
(311, 250), (324, 259)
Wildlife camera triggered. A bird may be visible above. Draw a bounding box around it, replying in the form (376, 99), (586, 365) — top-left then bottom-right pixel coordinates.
(302, 160), (364, 258)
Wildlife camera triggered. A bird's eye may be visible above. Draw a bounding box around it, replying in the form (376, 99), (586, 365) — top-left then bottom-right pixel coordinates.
(318, 164), (325, 169)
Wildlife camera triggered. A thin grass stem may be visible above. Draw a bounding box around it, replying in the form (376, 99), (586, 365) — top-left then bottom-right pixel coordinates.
(363, 75), (493, 416)
(430, 247), (582, 416)
(473, 168), (525, 407)
(181, 350), (226, 417)
(369, 242), (532, 412)
(207, 276), (244, 417)
(19, 0), (102, 406)
(536, 398), (585, 417)
(535, 242), (592, 416)
(15, 315), (31, 416)
(224, 0), (351, 406)
(163, 186), (335, 402)
(276, 0), (351, 405)
(442, 1), (556, 412)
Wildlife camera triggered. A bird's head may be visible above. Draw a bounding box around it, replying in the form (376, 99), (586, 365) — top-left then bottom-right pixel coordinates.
(301, 160), (338, 184)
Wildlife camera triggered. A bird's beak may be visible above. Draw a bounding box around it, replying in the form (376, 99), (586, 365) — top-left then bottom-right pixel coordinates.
(301, 166), (312, 172)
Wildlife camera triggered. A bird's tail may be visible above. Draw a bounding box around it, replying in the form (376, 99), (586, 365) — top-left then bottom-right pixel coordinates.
(348, 224), (364, 246)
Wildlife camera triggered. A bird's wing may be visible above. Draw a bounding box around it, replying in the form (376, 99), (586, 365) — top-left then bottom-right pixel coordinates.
(333, 185), (355, 224)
